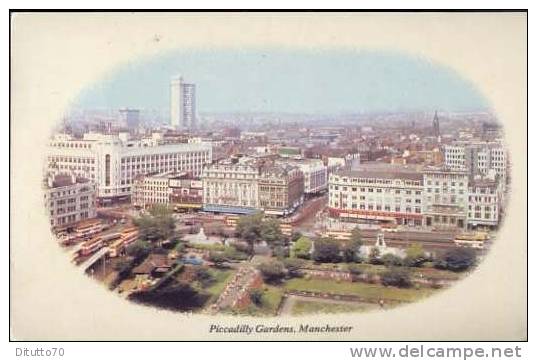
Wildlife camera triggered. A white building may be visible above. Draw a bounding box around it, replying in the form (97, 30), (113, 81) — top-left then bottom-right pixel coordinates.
(328, 164), (424, 226)
(43, 173), (97, 228)
(327, 153), (360, 174)
(132, 173), (171, 208)
(202, 163), (260, 214)
(45, 133), (212, 203)
(118, 108), (140, 131)
(467, 178), (501, 228)
(170, 75), (196, 130)
(279, 159), (327, 195)
(444, 141), (508, 180)
(422, 167), (469, 230)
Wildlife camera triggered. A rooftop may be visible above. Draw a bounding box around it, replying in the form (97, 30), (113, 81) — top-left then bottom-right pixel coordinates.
(335, 163), (423, 181)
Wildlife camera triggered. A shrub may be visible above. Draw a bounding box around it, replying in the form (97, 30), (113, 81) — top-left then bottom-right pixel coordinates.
(257, 260), (286, 283)
(404, 243), (427, 267)
(346, 264), (364, 276)
(312, 237), (342, 263)
(249, 288), (264, 306)
(381, 268), (412, 288)
(283, 258), (306, 278)
(434, 248), (477, 272)
(291, 236), (312, 259)
(381, 253), (404, 267)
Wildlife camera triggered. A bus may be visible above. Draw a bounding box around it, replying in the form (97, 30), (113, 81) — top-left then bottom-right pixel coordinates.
(108, 228), (139, 257)
(453, 232), (489, 249)
(74, 219), (104, 240)
(80, 236), (104, 256)
(108, 238), (125, 258)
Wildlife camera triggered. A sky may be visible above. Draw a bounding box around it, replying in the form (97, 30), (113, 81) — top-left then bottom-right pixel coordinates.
(73, 49), (489, 114)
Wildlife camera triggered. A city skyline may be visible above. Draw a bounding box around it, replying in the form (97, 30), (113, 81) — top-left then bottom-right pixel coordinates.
(73, 49), (490, 115)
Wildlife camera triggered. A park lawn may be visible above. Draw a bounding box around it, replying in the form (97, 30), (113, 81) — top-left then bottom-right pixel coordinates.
(291, 299), (377, 316)
(410, 267), (461, 281)
(204, 269), (235, 302)
(261, 286), (285, 315)
(284, 278), (436, 302)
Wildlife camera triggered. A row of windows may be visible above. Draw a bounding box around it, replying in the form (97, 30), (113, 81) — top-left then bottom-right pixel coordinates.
(332, 178), (421, 187)
(49, 156), (95, 164)
(51, 142), (92, 149)
(332, 202), (422, 214)
(121, 152), (209, 163)
(330, 185), (422, 195)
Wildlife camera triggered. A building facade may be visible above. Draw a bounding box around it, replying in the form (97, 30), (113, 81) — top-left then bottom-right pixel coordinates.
(328, 164), (486, 230)
(44, 173), (97, 228)
(467, 178), (501, 228)
(202, 163), (261, 214)
(118, 108), (140, 131)
(170, 75), (196, 130)
(444, 141), (508, 180)
(45, 133), (212, 203)
(280, 159), (327, 195)
(422, 167), (469, 230)
(258, 165), (304, 216)
(328, 164), (424, 226)
(132, 172), (203, 210)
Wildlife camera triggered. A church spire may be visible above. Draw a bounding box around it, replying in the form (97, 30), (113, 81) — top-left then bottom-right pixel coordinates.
(433, 110), (440, 137)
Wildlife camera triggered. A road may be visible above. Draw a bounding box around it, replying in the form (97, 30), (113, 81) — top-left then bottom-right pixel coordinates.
(79, 247), (109, 271)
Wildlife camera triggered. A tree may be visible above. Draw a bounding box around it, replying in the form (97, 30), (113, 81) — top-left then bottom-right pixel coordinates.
(368, 247), (383, 265)
(236, 213), (285, 254)
(341, 226), (363, 262)
(126, 239), (151, 259)
(283, 258), (306, 278)
(257, 260), (286, 283)
(260, 218), (284, 246)
(435, 248), (477, 272)
(404, 243), (427, 267)
(235, 213), (264, 254)
(134, 211), (176, 246)
(148, 204), (173, 217)
(381, 268), (412, 288)
(291, 236), (312, 259)
(208, 251), (227, 268)
(312, 237), (342, 263)
(290, 231), (303, 243)
(272, 245), (288, 259)
(350, 226), (362, 245)
(381, 253), (404, 267)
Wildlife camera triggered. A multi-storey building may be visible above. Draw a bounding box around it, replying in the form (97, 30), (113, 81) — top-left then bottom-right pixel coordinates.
(422, 167), (469, 230)
(43, 173), (97, 228)
(328, 164), (481, 230)
(258, 164), (304, 216)
(467, 178), (501, 229)
(132, 172), (203, 210)
(132, 173), (171, 208)
(168, 177), (203, 210)
(170, 75), (196, 130)
(45, 132), (212, 203)
(118, 108), (140, 131)
(328, 164), (424, 226)
(202, 162), (261, 214)
(279, 159), (327, 196)
(444, 141), (508, 180)
(326, 153), (361, 174)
